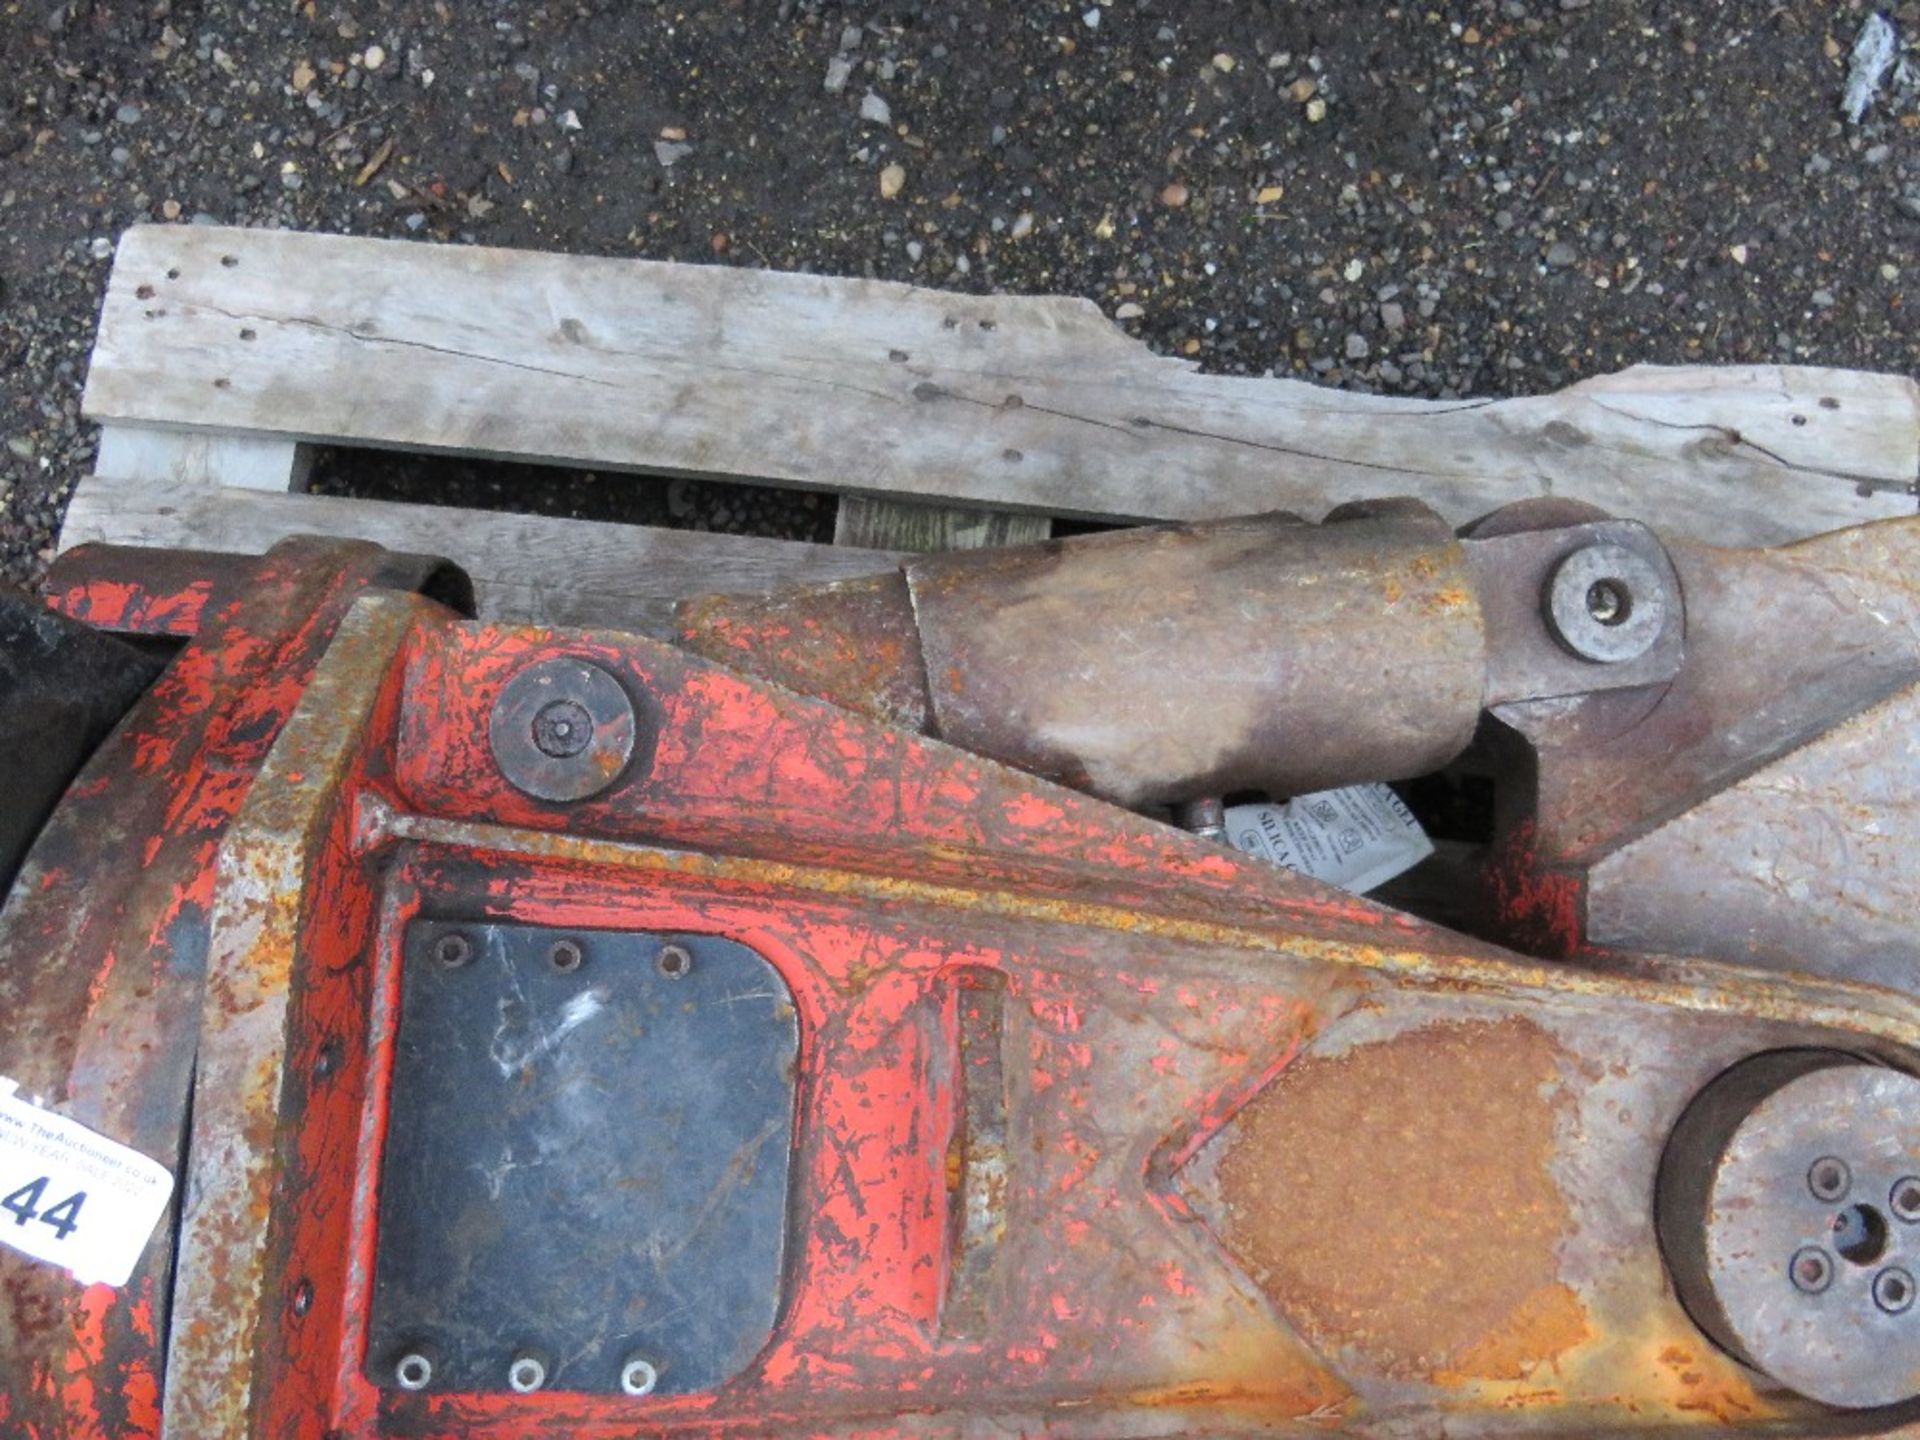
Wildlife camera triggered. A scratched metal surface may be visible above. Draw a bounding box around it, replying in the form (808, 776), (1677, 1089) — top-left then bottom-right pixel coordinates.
(141, 594), (1920, 1439)
(0, 541), (457, 1440)
(366, 922), (797, 1396)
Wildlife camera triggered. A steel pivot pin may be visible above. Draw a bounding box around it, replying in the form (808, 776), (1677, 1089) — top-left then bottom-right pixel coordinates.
(489, 657), (640, 802)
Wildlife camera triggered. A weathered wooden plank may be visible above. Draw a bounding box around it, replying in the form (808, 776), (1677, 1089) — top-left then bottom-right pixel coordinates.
(833, 496), (1051, 552)
(94, 423), (312, 491)
(84, 226), (1918, 545)
(59, 473), (903, 637)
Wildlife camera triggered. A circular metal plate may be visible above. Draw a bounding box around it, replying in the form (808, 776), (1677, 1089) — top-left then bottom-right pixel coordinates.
(487, 657), (638, 802)
(1544, 541), (1669, 664)
(1663, 1054), (1920, 1409)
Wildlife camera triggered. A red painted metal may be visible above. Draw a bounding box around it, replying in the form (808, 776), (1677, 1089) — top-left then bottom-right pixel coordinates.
(0, 542), (460, 1440)
(9, 536), (1920, 1438)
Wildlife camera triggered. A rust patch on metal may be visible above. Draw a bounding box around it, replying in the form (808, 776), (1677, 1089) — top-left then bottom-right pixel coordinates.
(1212, 1017), (1584, 1382)
(1434, 1281), (1589, 1383)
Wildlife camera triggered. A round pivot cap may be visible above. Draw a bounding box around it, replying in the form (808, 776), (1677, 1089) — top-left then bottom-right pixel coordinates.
(1658, 1051), (1920, 1409)
(1544, 541), (1669, 663)
(489, 657), (638, 802)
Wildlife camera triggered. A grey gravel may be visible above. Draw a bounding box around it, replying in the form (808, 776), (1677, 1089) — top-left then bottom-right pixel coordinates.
(1, 1), (1916, 588)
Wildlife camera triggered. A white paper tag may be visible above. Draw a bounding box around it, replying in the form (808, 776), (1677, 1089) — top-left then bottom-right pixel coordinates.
(0, 1077), (174, 1287)
(1224, 784), (1434, 895)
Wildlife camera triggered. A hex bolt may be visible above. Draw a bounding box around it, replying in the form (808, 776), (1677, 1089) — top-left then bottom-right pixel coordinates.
(1790, 1245), (1835, 1294)
(1809, 1156), (1852, 1202)
(1875, 1266), (1916, 1315)
(548, 938), (584, 973)
(507, 1352), (549, 1393)
(394, 1351), (435, 1391)
(619, 1355), (659, 1396)
(1172, 796), (1228, 843)
(433, 932), (474, 969)
(657, 943), (693, 980)
(1892, 1177), (1920, 1223)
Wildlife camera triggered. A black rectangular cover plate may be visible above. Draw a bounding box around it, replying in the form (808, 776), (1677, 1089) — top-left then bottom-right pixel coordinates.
(366, 923), (799, 1395)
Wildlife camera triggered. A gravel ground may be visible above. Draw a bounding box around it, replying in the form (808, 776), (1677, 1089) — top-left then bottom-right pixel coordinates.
(2, 0), (1916, 587)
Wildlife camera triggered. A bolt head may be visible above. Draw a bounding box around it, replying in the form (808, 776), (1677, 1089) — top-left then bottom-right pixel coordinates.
(531, 698), (594, 759)
(1876, 1266), (1916, 1315)
(433, 933), (474, 969)
(1791, 1246), (1834, 1294)
(507, 1354), (548, 1393)
(1809, 1156), (1852, 1202)
(1892, 1177), (1920, 1223)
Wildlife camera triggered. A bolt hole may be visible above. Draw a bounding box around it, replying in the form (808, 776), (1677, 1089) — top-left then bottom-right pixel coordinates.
(394, 1352), (433, 1391)
(313, 1037), (342, 1080)
(1877, 1267), (1915, 1314)
(1584, 578), (1631, 627)
(1809, 1156), (1852, 1201)
(291, 1278), (313, 1317)
(548, 939), (583, 973)
(1791, 1245), (1833, 1294)
(165, 267), (180, 279)
(657, 944), (692, 979)
(1790, 413), (1808, 426)
(433, 933), (473, 969)
(1834, 1203), (1890, 1265)
(1892, 1177), (1920, 1222)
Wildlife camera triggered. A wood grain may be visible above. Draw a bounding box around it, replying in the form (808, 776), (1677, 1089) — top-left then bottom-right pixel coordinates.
(94, 423), (312, 491)
(84, 226), (1919, 546)
(61, 473), (903, 636)
(834, 496), (1051, 552)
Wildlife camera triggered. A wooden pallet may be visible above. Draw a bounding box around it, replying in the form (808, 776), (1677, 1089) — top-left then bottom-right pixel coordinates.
(65, 225), (1920, 634)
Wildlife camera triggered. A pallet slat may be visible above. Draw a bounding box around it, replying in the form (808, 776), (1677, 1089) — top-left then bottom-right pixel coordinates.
(61, 473), (902, 636)
(833, 496), (1051, 552)
(85, 227), (1917, 547)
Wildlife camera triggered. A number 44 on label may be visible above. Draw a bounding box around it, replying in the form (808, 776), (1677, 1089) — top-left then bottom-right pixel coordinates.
(3, 1176), (87, 1240)
(0, 1078), (174, 1288)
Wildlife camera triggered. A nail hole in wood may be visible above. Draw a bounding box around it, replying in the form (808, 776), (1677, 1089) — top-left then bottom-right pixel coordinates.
(220, 255), (239, 267)
(1820, 396), (1841, 410)
(977, 318), (997, 331)
(213, 377), (231, 389)
(135, 284), (155, 299)
(166, 268), (180, 279)
(1003, 448), (1024, 463)
(1791, 413), (1807, 426)
(240, 328), (257, 341)
(888, 348), (909, 362)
